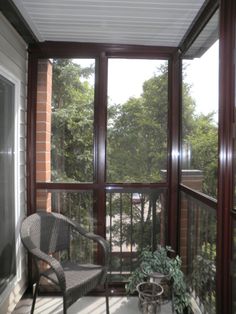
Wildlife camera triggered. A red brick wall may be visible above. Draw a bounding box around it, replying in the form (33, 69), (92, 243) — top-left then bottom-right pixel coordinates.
(36, 60), (52, 212)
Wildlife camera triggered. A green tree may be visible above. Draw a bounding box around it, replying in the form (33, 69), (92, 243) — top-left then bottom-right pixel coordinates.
(107, 65), (168, 183)
(182, 66), (218, 198)
(107, 64), (218, 256)
(186, 113), (218, 197)
(51, 59), (218, 266)
(106, 65), (170, 265)
(51, 59), (95, 182)
(51, 59), (95, 262)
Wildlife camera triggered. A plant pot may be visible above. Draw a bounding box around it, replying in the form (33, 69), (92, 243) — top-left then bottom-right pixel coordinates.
(137, 282), (163, 314)
(149, 272), (172, 304)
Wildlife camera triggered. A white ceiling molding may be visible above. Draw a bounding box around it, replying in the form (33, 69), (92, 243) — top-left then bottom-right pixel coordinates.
(12, 0), (205, 46)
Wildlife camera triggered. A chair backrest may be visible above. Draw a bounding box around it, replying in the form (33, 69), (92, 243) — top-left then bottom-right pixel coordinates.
(21, 212), (71, 254)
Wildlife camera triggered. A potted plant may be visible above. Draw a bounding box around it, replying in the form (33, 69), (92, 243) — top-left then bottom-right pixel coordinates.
(126, 246), (190, 314)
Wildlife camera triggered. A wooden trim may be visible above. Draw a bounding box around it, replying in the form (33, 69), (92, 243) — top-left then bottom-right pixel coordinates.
(105, 183), (168, 190)
(168, 50), (181, 252)
(0, 0), (38, 44)
(180, 184), (217, 210)
(36, 182), (99, 191)
(26, 53), (38, 288)
(27, 54), (38, 215)
(94, 53), (107, 186)
(179, 0), (219, 56)
(217, 0), (236, 312)
(28, 41), (176, 59)
(35, 182), (167, 192)
(94, 53), (108, 265)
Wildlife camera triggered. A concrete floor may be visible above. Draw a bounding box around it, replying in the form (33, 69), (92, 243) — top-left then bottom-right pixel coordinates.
(13, 296), (174, 314)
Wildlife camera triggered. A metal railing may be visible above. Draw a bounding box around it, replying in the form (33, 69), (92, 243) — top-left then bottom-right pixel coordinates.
(36, 188), (167, 284)
(180, 192), (217, 313)
(106, 189), (167, 282)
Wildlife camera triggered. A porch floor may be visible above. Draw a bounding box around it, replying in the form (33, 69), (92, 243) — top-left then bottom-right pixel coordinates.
(12, 296), (173, 313)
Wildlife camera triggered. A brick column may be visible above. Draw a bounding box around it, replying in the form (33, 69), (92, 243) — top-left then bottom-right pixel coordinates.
(36, 60), (52, 212)
(34, 60), (55, 291)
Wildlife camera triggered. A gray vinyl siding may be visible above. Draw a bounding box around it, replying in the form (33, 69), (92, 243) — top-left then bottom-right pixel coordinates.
(0, 13), (28, 314)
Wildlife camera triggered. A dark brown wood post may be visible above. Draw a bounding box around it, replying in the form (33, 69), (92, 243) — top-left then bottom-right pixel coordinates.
(217, 0), (236, 312)
(168, 50), (181, 252)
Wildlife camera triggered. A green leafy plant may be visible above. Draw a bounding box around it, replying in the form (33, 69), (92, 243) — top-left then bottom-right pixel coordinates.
(126, 246), (190, 314)
(191, 242), (216, 312)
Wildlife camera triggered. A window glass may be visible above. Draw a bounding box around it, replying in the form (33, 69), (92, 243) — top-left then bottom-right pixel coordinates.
(181, 12), (219, 199)
(36, 59), (95, 183)
(0, 74), (16, 294)
(36, 190), (94, 263)
(180, 192), (216, 312)
(107, 59), (168, 183)
(180, 11), (218, 313)
(106, 188), (167, 282)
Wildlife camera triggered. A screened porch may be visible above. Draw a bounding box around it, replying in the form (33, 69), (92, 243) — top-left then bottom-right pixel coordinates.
(0, 0), (235, 313)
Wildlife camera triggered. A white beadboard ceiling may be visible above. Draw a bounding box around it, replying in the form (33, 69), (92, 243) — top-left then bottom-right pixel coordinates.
(12, 0), (205, 47)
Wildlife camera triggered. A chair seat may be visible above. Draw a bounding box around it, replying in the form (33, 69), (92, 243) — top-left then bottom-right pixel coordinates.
(43, 261), (105, 296)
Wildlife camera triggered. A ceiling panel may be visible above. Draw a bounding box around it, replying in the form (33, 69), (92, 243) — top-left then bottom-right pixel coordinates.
(184, 10), (219, 58)
(12, 0), (205, 46)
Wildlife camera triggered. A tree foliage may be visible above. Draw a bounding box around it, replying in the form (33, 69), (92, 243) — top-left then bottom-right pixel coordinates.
(50, 59), (218, 267)
(185, 113), (218, 197)
(107, 65), (168, 183)
(51, 59), (217, 197)
(51, 60), (95, 263)
(51, 59), (95, 182)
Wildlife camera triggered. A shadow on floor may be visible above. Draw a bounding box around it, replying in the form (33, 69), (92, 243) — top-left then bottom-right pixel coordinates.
(13, 296), (173, 314)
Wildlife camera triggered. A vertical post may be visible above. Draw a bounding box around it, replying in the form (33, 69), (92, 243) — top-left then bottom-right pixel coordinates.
(130, 193), (133, 271)
(27, 53), (38, 215)
(217, 0), (235, 312)
(152, 193), (157, 250)
(94, 52), (108, 265)
(168, 51), (181, 252)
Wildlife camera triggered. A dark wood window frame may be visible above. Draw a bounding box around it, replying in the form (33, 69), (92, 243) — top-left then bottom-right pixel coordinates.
(27, 43), (180, 264)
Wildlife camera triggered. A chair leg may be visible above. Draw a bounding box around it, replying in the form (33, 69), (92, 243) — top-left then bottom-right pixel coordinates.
(31, 280), (40, 314)
(105, 279), (110, 314)
(63, 295), (67, 314)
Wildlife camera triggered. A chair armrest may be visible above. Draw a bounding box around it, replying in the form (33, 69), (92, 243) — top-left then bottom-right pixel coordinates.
(22, 237), (66, 290)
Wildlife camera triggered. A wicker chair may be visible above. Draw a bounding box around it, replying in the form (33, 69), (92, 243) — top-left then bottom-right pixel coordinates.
(20, 212), (110, 314)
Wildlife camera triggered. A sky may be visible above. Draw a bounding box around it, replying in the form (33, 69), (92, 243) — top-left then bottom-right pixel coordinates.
(76, 41), (219, 121)
(184, 40), (219, 121)
(107, 59), (165, 105)
(77, 58), (165, 105)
